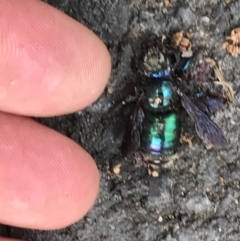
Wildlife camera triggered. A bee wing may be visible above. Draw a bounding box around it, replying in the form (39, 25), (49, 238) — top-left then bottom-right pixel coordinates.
(203, 98), (225, 114)
(121, 100), (145, 157)
(197, 98), (225, 116)
(181, 93), (227, 147)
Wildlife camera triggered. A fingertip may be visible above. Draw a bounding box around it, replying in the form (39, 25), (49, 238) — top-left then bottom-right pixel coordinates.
(0, 0), (111, 116)
(0, 238), (24, 241)
(0, 112), (100, 229)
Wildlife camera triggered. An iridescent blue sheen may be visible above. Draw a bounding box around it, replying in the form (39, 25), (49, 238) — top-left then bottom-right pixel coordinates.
(195, 91), (204, 98)
(150, 70), (171, 78)
(145, 79), (174, 110)
(183, 59), (191, 70)
(150, 137), (162, 152)
(162, 82), (172, 107)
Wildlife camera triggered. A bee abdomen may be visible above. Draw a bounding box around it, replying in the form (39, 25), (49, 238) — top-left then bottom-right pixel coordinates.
(141, 110), (181, 156)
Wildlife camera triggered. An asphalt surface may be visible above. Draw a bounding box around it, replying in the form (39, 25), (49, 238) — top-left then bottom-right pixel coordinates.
(1, 0), (240, 240)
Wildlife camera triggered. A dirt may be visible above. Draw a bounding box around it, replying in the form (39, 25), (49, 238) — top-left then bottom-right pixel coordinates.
(1, 0), (240, 240)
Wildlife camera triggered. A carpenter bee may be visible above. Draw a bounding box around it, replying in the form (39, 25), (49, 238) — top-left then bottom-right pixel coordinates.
(122, 44), (228, 163)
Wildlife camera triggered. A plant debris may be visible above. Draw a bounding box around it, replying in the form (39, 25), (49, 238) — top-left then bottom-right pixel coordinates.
(180, 135), (193, 147)
(107, 164), (122, 179)
(148, 163), (160, 177)
(172, 30), (193, 57)
(222, 27), (240, 56)
(206, 59), (235, 103)
(164, 0), (171, 6)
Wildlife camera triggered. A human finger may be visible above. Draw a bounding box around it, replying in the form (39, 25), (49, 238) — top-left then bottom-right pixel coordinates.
(0, 112), (99, 229)
(0, 238), (23, 241)
(0, 0), (111, 117)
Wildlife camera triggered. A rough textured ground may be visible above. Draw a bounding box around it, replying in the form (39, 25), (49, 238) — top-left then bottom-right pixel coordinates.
(1, 0), (240, 240)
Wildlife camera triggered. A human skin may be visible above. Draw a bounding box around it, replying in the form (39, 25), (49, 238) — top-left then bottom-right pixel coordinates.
(0, 0), (111, 240)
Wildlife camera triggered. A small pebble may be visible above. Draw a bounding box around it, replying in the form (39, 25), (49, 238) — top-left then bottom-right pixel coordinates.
(151, 170), (159, 177)
(158, 215), (163, 222)
(178, 7), (196, 26)
(113, 164), (122, 175)
(201, 16), (210, 26)
(107, 86), (114, 94)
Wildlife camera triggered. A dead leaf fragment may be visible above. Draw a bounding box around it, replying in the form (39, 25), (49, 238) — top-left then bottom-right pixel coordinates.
(204, 58), (234, 103)
(172, 30), (193, 55)
(172, 30), (184, 46)
(222, 27), (240, 56)
(180, 135), (193, 147)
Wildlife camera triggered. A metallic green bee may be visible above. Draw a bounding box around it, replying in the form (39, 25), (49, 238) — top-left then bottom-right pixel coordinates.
(122, 44), (227, 163)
